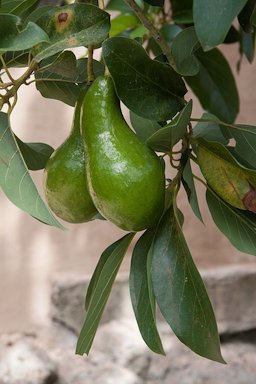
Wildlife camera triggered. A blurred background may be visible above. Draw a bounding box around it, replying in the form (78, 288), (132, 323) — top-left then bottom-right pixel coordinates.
(0, 41), (256, 336)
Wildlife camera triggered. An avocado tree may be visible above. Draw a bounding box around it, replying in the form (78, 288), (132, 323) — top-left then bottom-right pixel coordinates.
(0, 0), (256, 364)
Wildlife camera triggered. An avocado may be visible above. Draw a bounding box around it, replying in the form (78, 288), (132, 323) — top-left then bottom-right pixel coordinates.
(81, 76), (165, 232)
(44, 92), (98, 223)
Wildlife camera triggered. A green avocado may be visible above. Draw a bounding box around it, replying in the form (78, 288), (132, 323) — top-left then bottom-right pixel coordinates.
(81, 76), (165, 232)
(44, 92), (98, 223)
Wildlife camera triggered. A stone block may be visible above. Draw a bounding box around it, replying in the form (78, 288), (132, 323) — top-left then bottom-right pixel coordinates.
(0, 334), (57, 384)
(202, 264), (256, 334)
(51, 264), (256, 337)
(51, 273), (133, 334)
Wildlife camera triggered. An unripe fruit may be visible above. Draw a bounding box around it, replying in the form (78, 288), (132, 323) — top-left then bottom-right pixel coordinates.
(81, 76), (165, 232)
(44, 92), (97, 223)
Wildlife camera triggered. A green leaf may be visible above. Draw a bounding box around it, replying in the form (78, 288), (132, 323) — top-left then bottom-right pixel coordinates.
(151, 207), (224, 363)
(15, 135), (54, 171)
(146, 100), (192, 152)
(1, 51), (29, 69)
(170, 0), (193, 23)
(185, 49), (239, 123)
(196, 138), (256, 211)
(182, 157), (203, 222)
(0, 15), (49, 52)
(24, 5), (53, 25)
(240, 31), (255, 63)
(192, 113), (229, 145)
(106, 0), (132, 13)
(0, 0), (39, 16)
(38, 51), (77, 78)
(238, 0), (256, 33)
(226, 124), (256, 169)
(85, 241), (118, 311)
(33, 4), (110, 62)
(102, 36), (187, 121)
(130, 111), (161, 143)
(130, 229), (165, 355)
(35, 57), (104, 106)
(171, 26), (201, 76)
(109, 14), (140, 37)
(160, 24), (182, 46)
(194, 0), (248, 50)
(144, 0), (164, 6)
(76, 233), (134, 355)
(206, 187), (256, 255)
(0, 112), (63, 228)
(35, 73), (80, 106)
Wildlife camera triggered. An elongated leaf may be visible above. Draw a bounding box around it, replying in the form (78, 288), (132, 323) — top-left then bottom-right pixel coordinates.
(109, 14), (140, 37)
(15, 135), (54, 171)
(102, 37), (187, 121)
(35, 57), (104, 105)
(130, 229), (165, 355)
(38, 51), (77, 78)
(151, 207), (224, 363)
(146, 100), (192, 152)
(170, 0), (193, 23)
(34, 4), (110, 62)
(194, 0), (247, 50)
(227, 124), (256, 169)
(171, 26), (200, 76)
(85, 241), (118, 311)
(192, 113), (229, 145)
(206, 188), (256, 255)
(182, 157), (203, 222)
(144, 0), (164, 5)
(130, 111), (161, 143)
(238, 0), (256, 33)
(106, 0), (132, 13)
(0, 15), (49, 52)
(0, 0), (38, 16)
(197, 138), (256, 211)
(1, 51), (29, 69)
(186, 49), (239, 123)
(0, 113), (62, 228)
(76, 233), (134, 355)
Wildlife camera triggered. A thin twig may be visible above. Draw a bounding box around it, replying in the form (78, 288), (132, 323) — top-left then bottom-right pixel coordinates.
(125, 0), (175, 68)
(0, 56), (15, 82)
(87, 46), (95, 84)
(98, 0), (105, 9)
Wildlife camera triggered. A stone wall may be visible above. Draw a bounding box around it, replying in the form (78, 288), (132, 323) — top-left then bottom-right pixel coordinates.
(0, 265), (256, 383)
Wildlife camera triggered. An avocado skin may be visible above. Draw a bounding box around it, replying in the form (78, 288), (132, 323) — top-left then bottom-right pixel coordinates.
(81, 76), (165, 232)
(44, 93), (97, 223)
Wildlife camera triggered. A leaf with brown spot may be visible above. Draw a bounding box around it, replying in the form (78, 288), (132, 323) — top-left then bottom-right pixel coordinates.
(197, 139), (256, 212)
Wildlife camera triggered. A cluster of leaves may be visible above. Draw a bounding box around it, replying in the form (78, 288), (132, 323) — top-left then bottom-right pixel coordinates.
(0, 0), (256, 364)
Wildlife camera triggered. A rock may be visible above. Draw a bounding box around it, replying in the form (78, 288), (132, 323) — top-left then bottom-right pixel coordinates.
(146, 334), (256, 384)
(0, 333), (58, 384)
(51, 264), (256, 338)
(51, 349), (142, 384)
(51, 273), (133, 334)
(91, 318), (149, 375)
(202, 264), (256, 334)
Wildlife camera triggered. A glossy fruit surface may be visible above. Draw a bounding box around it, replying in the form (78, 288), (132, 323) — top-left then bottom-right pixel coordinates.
(81, 76), (165, 232)
(44, 93), (97, 223)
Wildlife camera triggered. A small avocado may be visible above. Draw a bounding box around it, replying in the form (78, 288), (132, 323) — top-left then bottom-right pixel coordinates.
(81, 76), (165, 232)
(44, 92), (98, 223)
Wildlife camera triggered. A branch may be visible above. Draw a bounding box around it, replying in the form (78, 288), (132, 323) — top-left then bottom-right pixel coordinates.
(125, 0), (175, 68)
